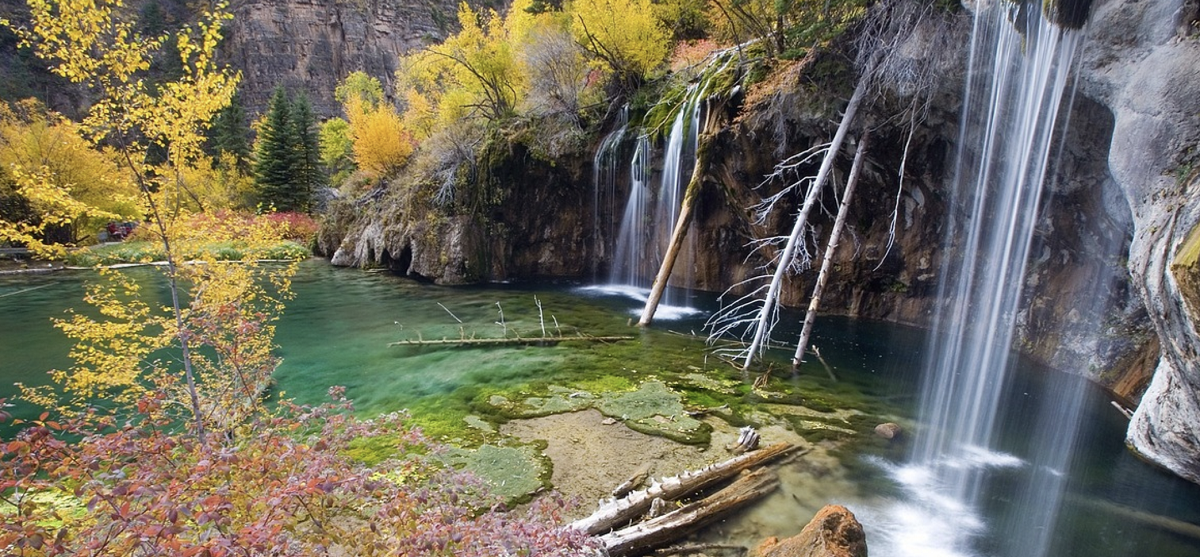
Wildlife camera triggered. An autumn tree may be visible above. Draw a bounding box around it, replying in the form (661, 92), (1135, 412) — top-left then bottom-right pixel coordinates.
(319, 116), (355, 187)
(0, 99), (140, 251)
(566, 0), (671, 90)
(398, 2), (527, 128)
(334, 72), (415, 179)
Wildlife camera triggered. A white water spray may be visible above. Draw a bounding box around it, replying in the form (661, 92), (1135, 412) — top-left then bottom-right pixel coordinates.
(874, 3), (1087, 557)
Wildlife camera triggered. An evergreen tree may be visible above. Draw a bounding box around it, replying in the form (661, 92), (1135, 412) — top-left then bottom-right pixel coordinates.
(207, 91), (251, 171)
(254, 87), (299, 210)
(288, 93), (322, 210)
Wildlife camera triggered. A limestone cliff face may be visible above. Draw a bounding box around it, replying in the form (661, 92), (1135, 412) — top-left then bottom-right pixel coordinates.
(1075, 0), (1200, 483)
(221, 0), (470, 116)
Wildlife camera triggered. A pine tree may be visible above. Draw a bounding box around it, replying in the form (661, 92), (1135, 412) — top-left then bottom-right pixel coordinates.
(208, 91), (251, 170)
(288, 93), (322, 210)
(254, 87), (298, 210)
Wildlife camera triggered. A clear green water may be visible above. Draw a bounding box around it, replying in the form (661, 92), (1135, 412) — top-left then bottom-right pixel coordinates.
(2, 260), (1198, 556)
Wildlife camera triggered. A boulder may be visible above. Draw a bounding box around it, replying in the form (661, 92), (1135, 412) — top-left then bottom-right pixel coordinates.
(752, 505), (867, 557)
(873, 422), (902, 440)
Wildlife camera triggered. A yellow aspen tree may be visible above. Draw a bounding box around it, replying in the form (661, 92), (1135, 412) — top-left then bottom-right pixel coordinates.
(3, 1), (289, 439)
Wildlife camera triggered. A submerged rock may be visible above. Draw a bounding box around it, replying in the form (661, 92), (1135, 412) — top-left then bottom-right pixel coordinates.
(873, 422), (902, 440)
(752, 505), (867, 557)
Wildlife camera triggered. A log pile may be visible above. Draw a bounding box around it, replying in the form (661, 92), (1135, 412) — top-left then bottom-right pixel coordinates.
(570, 440), (803, 557)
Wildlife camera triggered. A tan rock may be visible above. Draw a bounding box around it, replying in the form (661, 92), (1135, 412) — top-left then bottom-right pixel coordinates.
(752, 505), (867, 557)
(874, 422), (902, 440)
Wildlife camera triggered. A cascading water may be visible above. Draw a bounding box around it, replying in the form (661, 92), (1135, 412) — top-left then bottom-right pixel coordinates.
(651, 84), (704, 306)
(610, 135), (654, 288)
(592, 106), (629, 280)
(607, 89), (703, 303)
(871, 3), (1088, 557)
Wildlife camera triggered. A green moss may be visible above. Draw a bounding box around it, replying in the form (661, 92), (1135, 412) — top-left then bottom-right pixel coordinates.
(442, 443), (550, 504)
(345, 433), (405, 466)
(66, 240), (310, 266)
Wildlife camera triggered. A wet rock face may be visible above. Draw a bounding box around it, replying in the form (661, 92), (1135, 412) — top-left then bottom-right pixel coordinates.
(1075, 0), (1200, 484)
(222, 0), (469, 117)
(752, 505), (867, 557)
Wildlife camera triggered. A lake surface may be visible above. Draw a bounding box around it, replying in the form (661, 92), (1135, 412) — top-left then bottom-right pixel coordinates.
(2, 259), (1198, 556)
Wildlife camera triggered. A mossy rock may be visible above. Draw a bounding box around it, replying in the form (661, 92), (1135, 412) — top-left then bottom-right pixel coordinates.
(596, 381), (710, 444)
(442, 443), (550, 504)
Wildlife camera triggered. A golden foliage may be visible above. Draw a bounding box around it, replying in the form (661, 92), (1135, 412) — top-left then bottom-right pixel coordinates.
(566, 0), (671, 81)
(347, 99), (416, 178)
(397, 2), (528, 130)
(0, 100), (140, 254)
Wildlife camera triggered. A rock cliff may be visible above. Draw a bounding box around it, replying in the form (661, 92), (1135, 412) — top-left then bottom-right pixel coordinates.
(1075, 0), (1200, 484)
(221, 0), (482, 116)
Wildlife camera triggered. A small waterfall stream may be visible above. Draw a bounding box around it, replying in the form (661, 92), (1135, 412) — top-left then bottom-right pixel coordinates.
(872, 3), (1090, 557)
(602, 86), (705, 310)
(592, 107), (629, 280)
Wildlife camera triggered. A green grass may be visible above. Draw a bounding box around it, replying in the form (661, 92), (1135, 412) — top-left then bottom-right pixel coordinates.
(65, 240), (310, 266)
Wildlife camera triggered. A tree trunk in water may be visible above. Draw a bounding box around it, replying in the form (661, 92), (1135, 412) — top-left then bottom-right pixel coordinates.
(792, 132), (870, 373)
(740, 56), (876, 371)
(638, 133), (713, 327)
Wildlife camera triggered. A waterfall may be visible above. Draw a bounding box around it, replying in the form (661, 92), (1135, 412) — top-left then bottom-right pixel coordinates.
(875, 3), (1087, 557)
(608, 88), (704, 296)
(593, 107), (629, 280)
(610, 135), (654, 287)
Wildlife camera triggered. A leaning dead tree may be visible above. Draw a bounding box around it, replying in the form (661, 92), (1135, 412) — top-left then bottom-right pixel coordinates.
(707, 0), (956, 372)
(792, 131), (871, 372)
(707, 51), (877, 371)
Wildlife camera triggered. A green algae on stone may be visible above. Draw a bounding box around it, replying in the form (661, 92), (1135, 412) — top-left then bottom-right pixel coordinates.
(596, 381), (710, 444)
(682, 372), (741, 394)
(443, 443), (550, 503)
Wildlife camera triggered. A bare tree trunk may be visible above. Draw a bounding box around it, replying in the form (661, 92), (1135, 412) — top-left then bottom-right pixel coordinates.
(125, 151), (206, 443)
(740, 55), (876, 371)
(569, 442), (798, 536)
(598, 468), (780, 557)
(639, 137), (712, 327)
(792, 132), (870, 372)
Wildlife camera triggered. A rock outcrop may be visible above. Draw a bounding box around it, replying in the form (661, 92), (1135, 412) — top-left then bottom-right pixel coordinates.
(222, 0), (472, 116)
(752, 505), (867, 557)
(1074, 0), (1200, 484)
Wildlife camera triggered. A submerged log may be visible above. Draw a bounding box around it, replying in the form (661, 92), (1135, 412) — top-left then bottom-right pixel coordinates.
(599, 468), (781, 557)
(387, 335), (634, 348)
(570, 442), (799, 536)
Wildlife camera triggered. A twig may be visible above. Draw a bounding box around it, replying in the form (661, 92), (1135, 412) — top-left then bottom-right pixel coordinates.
(437, 302), (462, 323)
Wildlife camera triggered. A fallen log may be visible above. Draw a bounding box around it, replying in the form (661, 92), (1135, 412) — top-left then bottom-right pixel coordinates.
(599, 468), (780, 557)
(613, 462), (655, 498)
(569, 442), (799, 536)
(387, 335), (634, 348)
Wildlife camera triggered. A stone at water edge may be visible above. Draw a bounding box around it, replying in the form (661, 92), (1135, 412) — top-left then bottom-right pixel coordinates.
(752, 505), (867, 557)
(873, 422), (902, 440)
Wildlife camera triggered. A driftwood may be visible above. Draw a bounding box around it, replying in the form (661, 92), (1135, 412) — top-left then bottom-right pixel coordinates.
(569, 442), (798, 535)
(599, 468), (781, 557)
(613, 463), (655, 498)
(388, 335), (634, 348)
